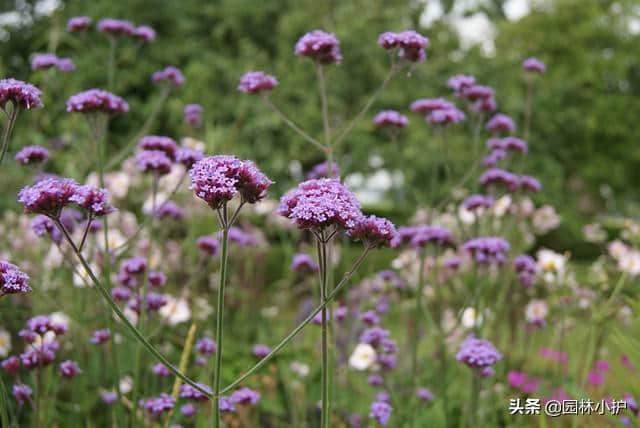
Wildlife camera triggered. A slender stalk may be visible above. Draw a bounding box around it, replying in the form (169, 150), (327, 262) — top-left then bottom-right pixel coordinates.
(107, 86), (171, 170)
(262, 96), (325, 152)
(78, 214), (93, 252)
(316, 65), (331, 148)
(107, 38), (117, 91)
(212, 206), (230, 428)
(332, 67), (396, 148)
(164, 323), (197, 428)
(221, 246), (372, 394)
(469, 373), (481, 427)
(0, 105), (19, 166)
(523, 78), (533, 140)
(316, 233), (330, 428)
(53, 219), (212, 397)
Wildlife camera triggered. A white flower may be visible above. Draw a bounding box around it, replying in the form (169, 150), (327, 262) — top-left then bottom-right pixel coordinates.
(73, 262), (99, 288)
(30, 331), (57, 349)
(261, 306), (279, 318)
(348, 343), (377, 371)
(458, 205), (476, 225)
(618, 251), (640, 276)
(123, 307), (138, 326)
(608, 240), (630, 261)
(536, 249), (566, 283)
(290, 361), (310, 378)
(193, 297), (212, 321)
(181, 137), (205, 152)
(119, 376), (133, 394)
(43, 244), (64, 269)
(583, 223), (606, 243)
(0, 329), (11, 358)
(461, 307), (482, 329)
(493, 195), (512, 217)
(525, 300), (548, 324)
(532, 205), (560, 234)
(97, 229), (126, 252)
(159, 295), (191, 325)
(50, 312), (70, 330)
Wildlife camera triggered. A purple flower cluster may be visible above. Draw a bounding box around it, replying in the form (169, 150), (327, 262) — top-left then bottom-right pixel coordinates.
(59, 360), (82, 378)
(230, 387), (261, 406)
(462, 237), (510, 265)
(447, 74), (476, 93)
(176, 146), (204, 169)
(348, 215), (397, 248)
(373, 110), (409, 128)
(154, 201), (184, 220)
(306, 161), (340, 179)
(252, 344), (271, 359)
(142, 393), (175, 416)
(369, 400), (393, 426)
(278, 178), (362, 230)
(463, 194), (494, 211)
(184, 103), (203, 127)
(295, 30), (342, 64)
(31, 215), (62, 243)
(19, 178), (113, 219)
(197, 235), (220, 256)
(487, 137), (528, 154)
(12, 383), (32, 405)
(393, 225), (454, 249)
(0, 260), (31, 296)
(66, 89), (129, 114)
(427, 107), (466, 125)
(514, 255), (537, 287)
(486, 113), (516, 134)
(291, 253), (319, 273)
(523, 57), (546, 73)
(90, 329), (111, 345)
(238, 71), (278, 94)
(456, 336), (502, 369)
(410, 98), (454, 114)
(134, 25), (156, 43)
(136, 150), (172, 176)
(139, 136), (178, 160)
(479, 168), (520, 192)
(0, 78), (43, 110)
(180, 383), (212, 401)
(461, 85), (494, 102)
(482, 149), (507, 167)
(189, 155), (272, 209)
(152, 66), (185, 87)
(507, 371), (541, 394)
(196, 337), (216, 355)
(15, 145), (49, 165)
(520, 175), (541, 193)
(97, 18), (135, 37)
(67, 16), (91, 32)
(378, 30), (429, 63)
(31, 53), (75, 72)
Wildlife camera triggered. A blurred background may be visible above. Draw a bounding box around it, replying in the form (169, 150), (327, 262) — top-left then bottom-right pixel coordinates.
(1, 0), (639, 257)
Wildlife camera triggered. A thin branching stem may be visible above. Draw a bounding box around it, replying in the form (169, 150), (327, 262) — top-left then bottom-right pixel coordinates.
(261, 95), (325, 152)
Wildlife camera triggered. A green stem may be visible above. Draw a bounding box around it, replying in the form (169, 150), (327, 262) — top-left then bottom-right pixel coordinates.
(220, 246), (372, 394)
(0, 105), (19, 166)
(53, 219), (212, 398)
(469, 373), (481, 427)
(107, 38), (116, 90)
(317, 234), (330, 428)
(212, 207), (230, 428)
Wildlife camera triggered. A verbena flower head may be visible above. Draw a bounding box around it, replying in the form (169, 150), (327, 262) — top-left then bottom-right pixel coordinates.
(252, 344), (271, 358)
(151, 363), (171, 377)
(373, 110), (409, 128)
(90, 329), (111, 345)
(410, 98), (454, 115)
(57, 58), (75, 72)
(488, 136), (528, 153)
(12, 383), (32, 405)
(184, 103), (203, 127)
(230, 387), (260, 406)
(462, 237), (510, 265)
(69, 184), (114, 216)
(360, 310), (380, 326)
(180, 383), (212, 401)
(145, 293), (168, 311)
(462, 85), (494, 101)
(523, 57), (546, 73)
(447, 74), (476, 93)
(370, 400), (393, 426)
(295, 30), (342, 64)
(463, 194), (494, 211)
(139, 136), (178, 160)
(520, 175), (541, 193)
(222, 227), (259, 247)
(136, 150), (173, 176)
(181, 403), (196, 417)
(0, 78), (43, 109)
(479, 168), (520, 192)
(152, 66), (185, 87)
(196, 337), (216, 355)
(456, 335), (502, 369)
(0, 261), (31, 296)
(2, 356), (20, 374)
(378, 30), (429, 62)
(111, 286), (131, 301)
(15, 145), (49, 165)
(134, 25), (156, 43)
(59, 360), (81, 378)
(176, 146), (204, 169)
(18, 177), (78, 217)
(472, 96), (498, 113)
(97, 18), (135, 37)
(31, 215), (62, 243)
(238, 71), (278, 94)
(219, 396), (235, 413)
(66, 89), (129, 114)
(142, 393), (175, 416)
(427, 107), (466, 125)
(31, 53), (59, 70)
(291, 253), (319, 273)
(197, 235), (220, 256)
(67, 16), (91, 32)
(417, 387), (434, 401)
(392, 225), (453, 249)
(154, 202), (184, 220)
(348, 215), (397, 248)
(483, 149), (507, 167)
(189, 155), (272, 208)
(307, 161), (340, 179)
(278, 178), (362, 230)
(486, 113), (516, 134)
